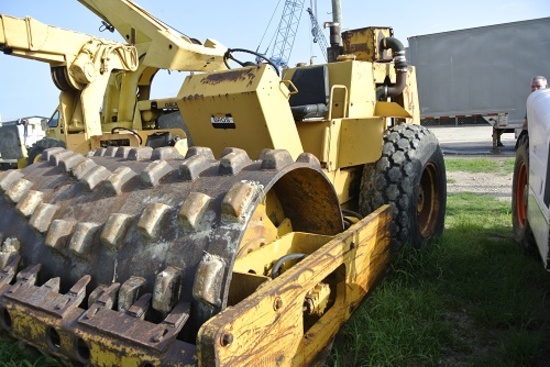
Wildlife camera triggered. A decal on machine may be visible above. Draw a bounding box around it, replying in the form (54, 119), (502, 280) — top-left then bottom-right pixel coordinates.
(211, 113), (236, 129)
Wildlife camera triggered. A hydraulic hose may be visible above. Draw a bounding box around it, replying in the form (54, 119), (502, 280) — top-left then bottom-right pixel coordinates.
(271, 253), (308, 279)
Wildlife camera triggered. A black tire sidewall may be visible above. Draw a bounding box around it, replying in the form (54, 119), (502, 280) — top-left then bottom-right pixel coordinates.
(512, 133), (536, 253)
(407, 134), (446, 245)
(360, 124), (447, 252)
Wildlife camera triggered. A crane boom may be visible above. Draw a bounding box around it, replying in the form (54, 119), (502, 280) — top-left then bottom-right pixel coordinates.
(306, 7), (328, 61)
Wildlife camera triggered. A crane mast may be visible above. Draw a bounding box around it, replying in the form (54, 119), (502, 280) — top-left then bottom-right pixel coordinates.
(270, 0), (305, 68)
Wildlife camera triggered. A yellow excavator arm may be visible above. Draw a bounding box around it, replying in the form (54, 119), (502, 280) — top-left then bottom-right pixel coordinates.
(78, 0), (227, 71)
(0, 14), (138, 139)
(0, 15), (90, 65)
(0, 0), (230, 155)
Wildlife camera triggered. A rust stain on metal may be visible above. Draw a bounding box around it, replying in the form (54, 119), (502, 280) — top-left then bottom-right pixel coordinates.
(201, 68), (256, 86)
(182, 93), (204, 101)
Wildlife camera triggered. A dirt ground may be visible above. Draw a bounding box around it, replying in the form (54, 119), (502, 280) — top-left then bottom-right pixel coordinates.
(446, 168), (513, 201)
(430, 125), (515, 201)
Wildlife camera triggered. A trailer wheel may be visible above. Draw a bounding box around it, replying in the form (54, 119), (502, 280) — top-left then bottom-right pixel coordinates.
(512, 133), (536, 253)
(359, 124), (446, 253)
(26, 137), (66, 166)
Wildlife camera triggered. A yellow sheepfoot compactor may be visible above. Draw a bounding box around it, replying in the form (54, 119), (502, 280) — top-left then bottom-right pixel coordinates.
(0, 1), (448, 364)
(0, 146), (392, 366)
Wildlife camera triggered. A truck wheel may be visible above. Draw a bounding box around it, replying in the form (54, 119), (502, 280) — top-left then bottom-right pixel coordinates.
(26, 137), (66, 166)
(512, 133), (536, 253)
(359, 124), (446, 253)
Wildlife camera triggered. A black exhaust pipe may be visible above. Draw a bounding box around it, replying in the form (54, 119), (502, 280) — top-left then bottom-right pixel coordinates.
(376, 37), (408, 101)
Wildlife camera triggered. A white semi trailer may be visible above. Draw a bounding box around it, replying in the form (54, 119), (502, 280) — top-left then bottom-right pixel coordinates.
(408, 17), (550, 149)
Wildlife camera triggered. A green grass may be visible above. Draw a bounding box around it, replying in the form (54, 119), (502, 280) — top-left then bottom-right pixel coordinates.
(326, 164), (550, 367)
(0, 334), (61, 367)
(445, 157), (515, 175)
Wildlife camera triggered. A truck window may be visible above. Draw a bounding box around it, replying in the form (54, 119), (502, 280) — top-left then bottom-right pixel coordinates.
(47, 110), (60, 128)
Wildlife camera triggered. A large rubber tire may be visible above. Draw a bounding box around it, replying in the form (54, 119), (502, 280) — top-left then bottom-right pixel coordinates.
(512, 133), (537, 253)
(359, 124), (446, 253)
(26, 137), (66, 166)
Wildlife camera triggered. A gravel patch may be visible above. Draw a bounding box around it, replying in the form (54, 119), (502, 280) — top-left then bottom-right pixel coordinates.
(447, 170), (513, 202)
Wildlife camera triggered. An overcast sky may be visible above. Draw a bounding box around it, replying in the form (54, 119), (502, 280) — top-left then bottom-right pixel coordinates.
(1, 0), (549, 120)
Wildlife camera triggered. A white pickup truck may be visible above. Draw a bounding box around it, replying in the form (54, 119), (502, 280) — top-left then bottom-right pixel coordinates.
(512, 88), (550, 270)
(0, 116), (47, 169)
